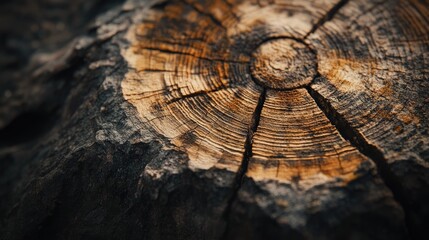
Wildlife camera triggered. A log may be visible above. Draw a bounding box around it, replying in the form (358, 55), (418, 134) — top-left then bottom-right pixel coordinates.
(1, 0), (428, 239)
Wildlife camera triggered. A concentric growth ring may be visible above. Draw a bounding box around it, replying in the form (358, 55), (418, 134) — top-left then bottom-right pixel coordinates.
(121, 0), (429, 236)
(122, 0), (397, 187)
(250, 38), (317, 90)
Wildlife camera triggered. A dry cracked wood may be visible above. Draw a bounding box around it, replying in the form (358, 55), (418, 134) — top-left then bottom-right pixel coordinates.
(306, 0), (429, 237)
(3, 0), (426, 239)
(122, 0), (429, 239)
(249, 89), (366, 187)
(123, 0), (367, 187)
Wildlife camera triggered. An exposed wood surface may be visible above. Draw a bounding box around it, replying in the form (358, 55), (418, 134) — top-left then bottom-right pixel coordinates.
(250, 39), (317, 89)
(307, 0), (429, 235)
(122, 0), (369, 186)
(248, 89), (366, 186)
(1, 0), (428, 239)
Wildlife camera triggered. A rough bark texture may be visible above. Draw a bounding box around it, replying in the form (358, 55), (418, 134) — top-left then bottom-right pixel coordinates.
(0, 0), (428, 240)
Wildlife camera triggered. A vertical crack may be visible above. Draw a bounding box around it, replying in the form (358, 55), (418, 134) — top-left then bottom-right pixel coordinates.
(306, 84), (416, 239)
(221, 87), (267, 239)
(304, 0), (349, 39)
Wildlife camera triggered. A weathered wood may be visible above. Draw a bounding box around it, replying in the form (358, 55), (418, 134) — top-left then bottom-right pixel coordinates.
(1, 0), (428, 239)
(307, 0), (429, 237)
(249, 89), (366, 185)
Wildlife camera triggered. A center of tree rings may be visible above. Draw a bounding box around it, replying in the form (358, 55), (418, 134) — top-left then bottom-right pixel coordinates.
(250, 38), (317, 90)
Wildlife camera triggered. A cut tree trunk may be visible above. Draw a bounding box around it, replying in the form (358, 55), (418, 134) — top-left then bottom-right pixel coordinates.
(1, 0), (428, 239)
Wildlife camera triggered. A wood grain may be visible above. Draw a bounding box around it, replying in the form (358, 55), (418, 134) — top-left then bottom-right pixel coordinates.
(122, 0), (368, 182)
(120, 0), (428, 238)
(248, 89), (366, 189)
(1, 0), (427, 239)
(306, 0), (429, 236)
(250, 38), (317, 89)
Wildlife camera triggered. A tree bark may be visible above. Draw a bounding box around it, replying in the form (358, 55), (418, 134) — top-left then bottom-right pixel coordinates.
(1, 0), (428, 239)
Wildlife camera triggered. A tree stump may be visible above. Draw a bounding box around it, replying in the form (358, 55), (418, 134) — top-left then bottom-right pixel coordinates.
(1, 0), (428, 239)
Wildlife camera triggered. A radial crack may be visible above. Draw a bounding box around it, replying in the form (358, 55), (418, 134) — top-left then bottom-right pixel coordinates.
(166, 86), (229, 105)
(306, 83), (415, 239)
(142, 47), (248, 63)
(221, 87), (267, 238)
(304, 0), (349, 39)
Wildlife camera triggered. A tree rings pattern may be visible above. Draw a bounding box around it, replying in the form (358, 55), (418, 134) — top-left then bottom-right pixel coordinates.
(122, 0), (429, 190)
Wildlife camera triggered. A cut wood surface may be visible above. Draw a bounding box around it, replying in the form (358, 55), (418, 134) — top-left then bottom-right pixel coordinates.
(121, 0), (367, 185)
(1, 0), (428, 239)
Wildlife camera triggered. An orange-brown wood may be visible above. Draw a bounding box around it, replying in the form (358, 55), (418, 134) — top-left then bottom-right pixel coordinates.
(121, 0), (429, 237)
(122, 0), (371, 187)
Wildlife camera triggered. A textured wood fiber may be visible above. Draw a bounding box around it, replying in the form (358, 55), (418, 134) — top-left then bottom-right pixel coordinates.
(122, 0), (429, 238)
(1, 0), (428, 239)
